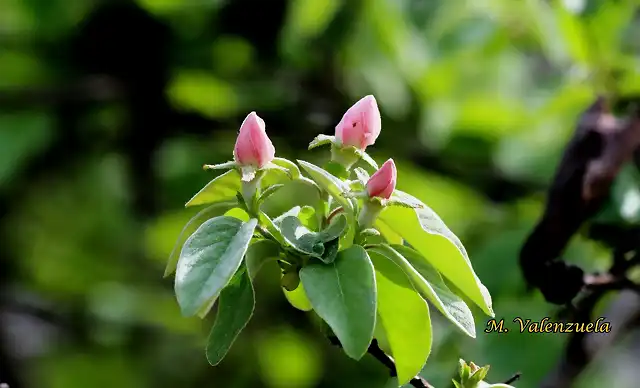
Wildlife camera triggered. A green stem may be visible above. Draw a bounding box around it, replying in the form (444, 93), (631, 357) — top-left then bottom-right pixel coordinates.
(358, 200), (383, 230)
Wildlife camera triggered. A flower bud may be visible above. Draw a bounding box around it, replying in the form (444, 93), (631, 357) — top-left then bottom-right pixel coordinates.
(366, 159), (396, 199)
(233, 112), (275, 168)
(335, 95), (381, 150)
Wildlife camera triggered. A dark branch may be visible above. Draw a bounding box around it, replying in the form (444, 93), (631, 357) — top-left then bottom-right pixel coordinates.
(519, 97), (640, 305)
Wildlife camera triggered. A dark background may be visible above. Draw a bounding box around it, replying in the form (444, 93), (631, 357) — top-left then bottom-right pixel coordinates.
(0, 0), (639, 387)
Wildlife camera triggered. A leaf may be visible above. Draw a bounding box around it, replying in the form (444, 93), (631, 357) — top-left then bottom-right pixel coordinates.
(368, 245), (476, 338)
(298, 205), (318, 231)
(283, 280), (313, 311)
(357, 150), (379, 172)
(297, 160), (357, 248)
(280, 216), (326, 257)
(206, 268), (255, 365)
(186, 169), (242, 207)
(245, 239), (281, 280)
(374, 219), (403, 245)
(258, 184), (285, 203)
(279, 214), (348, 262)
(259, 212), (286, 245)
(175, 216), (258, 316)
(203, 160), (236, 171)
(377, 190), (493, 317)
(317, 213), (348, 241)
(164, 201), (238, 277)
(272, 206), (302, 226)
(300, 245), (376, 360)
(308, 134), (335, 150)
(271, 157), (301, 179)
(353, 167), (370, 184)
(321, 238), (340, 264)
(297, 160), (354, 213)
(368, 250), (432, 385)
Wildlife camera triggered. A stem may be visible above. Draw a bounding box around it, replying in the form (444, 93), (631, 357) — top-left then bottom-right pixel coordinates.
(358, 200), (383, 230)
(241, 171), (264, 217)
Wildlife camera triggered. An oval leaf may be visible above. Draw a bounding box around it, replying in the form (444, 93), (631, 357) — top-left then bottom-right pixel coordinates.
(164, 201), (238, 277)
(300, 245), (376, 360)
(186, 169), (242, 207)
(206, 268), (255, 365)
(369, 245), (476, 338)
(377, 190), (493, 317)
(175, 216), (258, 316)
(368, 250), (432, 385)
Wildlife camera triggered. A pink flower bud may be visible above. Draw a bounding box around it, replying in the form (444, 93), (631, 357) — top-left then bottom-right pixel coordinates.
(335, 95), (382, 150)
(366, 159), (396, 199)
(233, 112), (275, 168)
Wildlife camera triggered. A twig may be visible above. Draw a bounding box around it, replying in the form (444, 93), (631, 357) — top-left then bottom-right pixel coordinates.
(503, 372), (522, 385)
(327, 336), (434, 388)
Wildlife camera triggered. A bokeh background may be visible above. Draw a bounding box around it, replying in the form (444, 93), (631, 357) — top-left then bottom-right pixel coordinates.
(1, 0), (639, 387)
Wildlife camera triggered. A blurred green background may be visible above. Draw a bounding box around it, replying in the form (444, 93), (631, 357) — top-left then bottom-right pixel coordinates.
(0, 0), (639, 387)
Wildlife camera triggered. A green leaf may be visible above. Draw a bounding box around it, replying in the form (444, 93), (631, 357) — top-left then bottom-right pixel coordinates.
(206, 268), (254, 365)
(272, 206), (302, 225)
(369, 245), (476, 338)
(164, 201), (238, 277)
(353, 167), (370, 184)
(175, 216), (258, 316)
(377, 190), (493, 317)
(318, 213), (348, 241)
(186, 169), (242, 207)
(258, 184), (285, 203)
(357, 150), (379, 172)
(368, 250), (432, 385)
(308, 134), (335, 150)
(374, 219), (403, 245)
(280, 216), (326, 258)
(245, 239), (281, 280)
(300, 245), (376, 360)
(279, 213), (348, 262)
(298, 205), (319, 231)
(297, 160), (354, 213)
(271, 157), (301, 179)
(282, 280), (313, 311)
(469, 366), (490, 385)
(259, 212), (286, 245)
(320, 237), (340, 264)
(203, 160), (237, 171)
(453, 380), (463, 388)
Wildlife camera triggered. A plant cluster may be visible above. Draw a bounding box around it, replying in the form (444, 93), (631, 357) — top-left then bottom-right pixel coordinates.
(164, 95), (504, 387)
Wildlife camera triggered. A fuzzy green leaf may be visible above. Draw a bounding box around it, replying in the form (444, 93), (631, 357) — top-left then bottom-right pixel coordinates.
(377, 190), (493, 317)
(368, 250), (432, 385)
(369, 245), (476, 338)
(206, 267), (254, 365)
(300, 245), (376, 360)
(175, 216), (257, 316)
(186, 169), (242, 207)
(164, 201), (238, 277)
